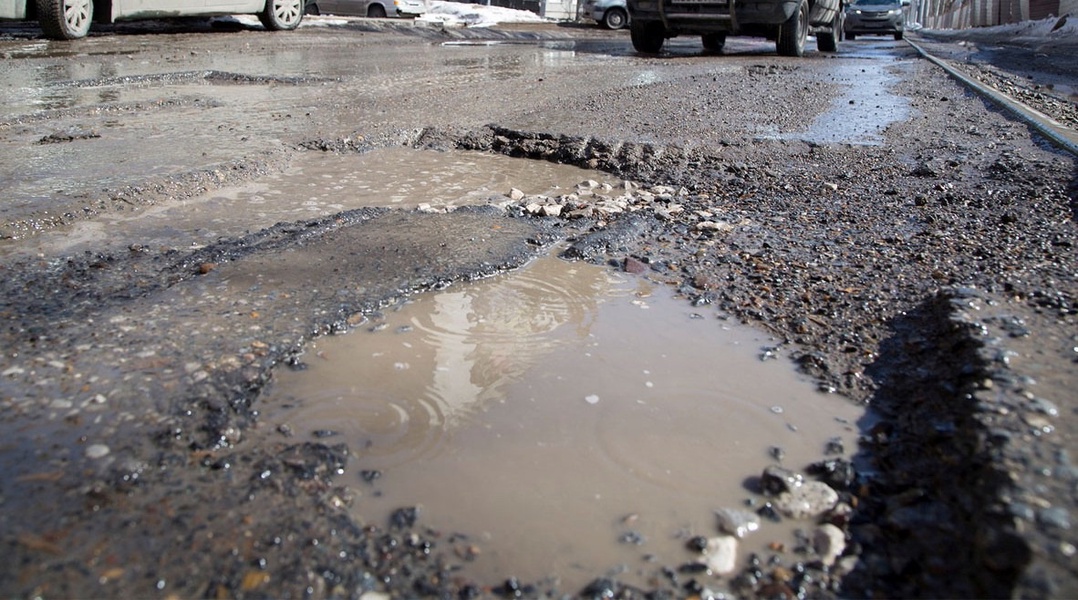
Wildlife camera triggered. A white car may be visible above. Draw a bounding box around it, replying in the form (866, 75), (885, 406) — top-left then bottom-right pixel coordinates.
(583, 0), (628, 29)
(306, 0), (427, 18)
(0, 0), (303, 39)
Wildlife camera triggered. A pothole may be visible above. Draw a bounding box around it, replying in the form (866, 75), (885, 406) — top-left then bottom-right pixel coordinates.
(261, 254), (868, 592)
(0, 147), (622, 259)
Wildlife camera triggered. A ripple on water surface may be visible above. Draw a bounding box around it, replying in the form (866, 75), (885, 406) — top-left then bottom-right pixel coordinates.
(262, 255), (868, 591)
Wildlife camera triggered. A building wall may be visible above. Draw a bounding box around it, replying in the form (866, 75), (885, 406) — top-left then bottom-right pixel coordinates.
(918, 0), (1064, 27)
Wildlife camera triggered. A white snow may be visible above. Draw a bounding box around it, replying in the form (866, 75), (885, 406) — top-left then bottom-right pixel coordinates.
(418, 1), (552, 27)
(925, 14), (1078, 38)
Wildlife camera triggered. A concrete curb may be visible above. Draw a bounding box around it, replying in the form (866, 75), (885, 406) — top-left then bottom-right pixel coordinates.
(906, 38), (1078, 157)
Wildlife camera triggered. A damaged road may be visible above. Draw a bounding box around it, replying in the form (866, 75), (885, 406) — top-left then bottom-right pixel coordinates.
(1, 16), (1077, 599)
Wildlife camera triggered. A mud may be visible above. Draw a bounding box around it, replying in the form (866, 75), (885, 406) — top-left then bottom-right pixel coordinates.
(0, 16), (1076, 600)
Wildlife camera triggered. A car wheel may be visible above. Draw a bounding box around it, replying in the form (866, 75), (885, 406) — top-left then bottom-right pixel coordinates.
(776, 0), (808, 56)
(816, 9), (840, 52)
(305, 0), (320, 15)
(701, 32), (726, 53)
(260, 0), (303, 29)
(36, 0), (92, 40)
(602, 7), (628, 30)
(368, 4), (387, 18)
(847, 32), (856, 40)
(894, 31), (904, 40)
(630, 19), (665, 53)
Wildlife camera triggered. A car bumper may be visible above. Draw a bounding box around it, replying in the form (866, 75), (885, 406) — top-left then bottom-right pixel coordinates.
(844, 12), (902, 33)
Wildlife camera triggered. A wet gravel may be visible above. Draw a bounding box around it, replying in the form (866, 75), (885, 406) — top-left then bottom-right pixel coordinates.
(1, 18), (1076, 600)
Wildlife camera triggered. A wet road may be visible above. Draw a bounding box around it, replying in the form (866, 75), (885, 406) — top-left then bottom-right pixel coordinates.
(1, 17), (1076, 599)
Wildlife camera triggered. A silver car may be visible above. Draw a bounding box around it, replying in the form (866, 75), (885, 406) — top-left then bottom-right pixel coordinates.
(844, 0), (907, 40)
(583, 0), (629, 30)
(307, 0), (426, 18)
(0, 0), (303, 39)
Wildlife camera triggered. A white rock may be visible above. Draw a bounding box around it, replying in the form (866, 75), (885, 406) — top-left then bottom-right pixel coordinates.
(774, 481), (839, 519)
(508, 188), (526, 201)
(700, 535), (738, 574)
(695, 221), (734, 232)
(85, 444), (111, 459)
(813, 523), (847, 566)
(715, 508), (760, 539)
(540, 204), (563, 217)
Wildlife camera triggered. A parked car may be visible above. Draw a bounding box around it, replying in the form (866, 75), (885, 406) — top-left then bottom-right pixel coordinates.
(583, 0), (629, 30)
(305, 0), (426, 18)
(844, 0), (907, 40)
(627, 0), (843, 56)
(0, 0), (303, 39)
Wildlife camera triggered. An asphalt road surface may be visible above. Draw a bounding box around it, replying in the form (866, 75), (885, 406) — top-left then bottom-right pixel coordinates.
(0, 16), (1075, 599)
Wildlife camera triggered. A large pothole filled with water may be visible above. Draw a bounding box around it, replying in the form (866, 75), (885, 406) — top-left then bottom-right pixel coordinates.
(261, 253), (867, 592)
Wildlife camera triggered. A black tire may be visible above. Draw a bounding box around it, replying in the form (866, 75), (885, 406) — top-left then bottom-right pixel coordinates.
(260, 0), (303, 29)
(368, 4), (387, 18)
(602, 7), (628, 30)
(847, 32), (856, 40)
(305, 1), (320, 15)
(776, 0), (808, 56)
(36, 0), (92, 40)
(701, 32), (726, 52)
(630, 19), (665, 53)
(816, 10), (840, 52)
(894, 30), (904, 40)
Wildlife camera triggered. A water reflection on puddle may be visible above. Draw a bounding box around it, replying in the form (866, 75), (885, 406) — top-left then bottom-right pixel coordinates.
(759, 61), (912, 145)
(262, 255), (866, 591)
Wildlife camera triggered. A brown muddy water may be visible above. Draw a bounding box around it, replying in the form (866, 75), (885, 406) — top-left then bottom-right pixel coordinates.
(261, 254), (867, 591)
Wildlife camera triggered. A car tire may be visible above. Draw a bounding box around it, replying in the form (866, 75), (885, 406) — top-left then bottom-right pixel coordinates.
(894, 31), (903, 40)
(630, 19), (665, 53)
(36, 0), (92, 40)
(368, 4), (387, 17)
(776, 0), (808, 56)
(305, 0), (320, 15)
(602, 7), (628, 30)
(260, 0), (303, 29)
(701, 32), (726, 53)
(847, 32), (856, 40)
(816, 10), (840, 52)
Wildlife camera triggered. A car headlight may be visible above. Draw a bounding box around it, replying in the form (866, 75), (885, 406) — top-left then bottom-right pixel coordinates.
(848, 8), (861, 14)
(888, 8), (901, 14)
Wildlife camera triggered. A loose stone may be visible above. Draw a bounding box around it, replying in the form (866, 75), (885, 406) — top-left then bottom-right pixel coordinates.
(813, 523), (846, 566)
(85, 444), (111, 459)
(774, 481), (839, 519)
(715, 508), (761, 539)
(699, 536), (738, 575)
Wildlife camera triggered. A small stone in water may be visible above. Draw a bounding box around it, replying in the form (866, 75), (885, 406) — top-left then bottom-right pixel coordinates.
(585, 394), (600, 404)
(715, 508), (761, 539)
(700, 536), (738, 574)
(770, 405), (784, 414)
(774, 481), (839, 519)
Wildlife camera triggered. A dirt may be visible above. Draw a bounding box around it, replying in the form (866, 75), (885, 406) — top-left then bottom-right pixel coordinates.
(0, 16), (1076, 600)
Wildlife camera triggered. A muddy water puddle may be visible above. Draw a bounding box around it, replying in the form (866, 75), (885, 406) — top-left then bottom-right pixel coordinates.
(760, 58), (912, 146)
(261, 255), (866, 591)
(0, 148), (619, 258)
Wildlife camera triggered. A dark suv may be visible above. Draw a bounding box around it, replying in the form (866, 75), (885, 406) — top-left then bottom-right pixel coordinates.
(626, 0), (843, 56)
(844, 0), (907, 40)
